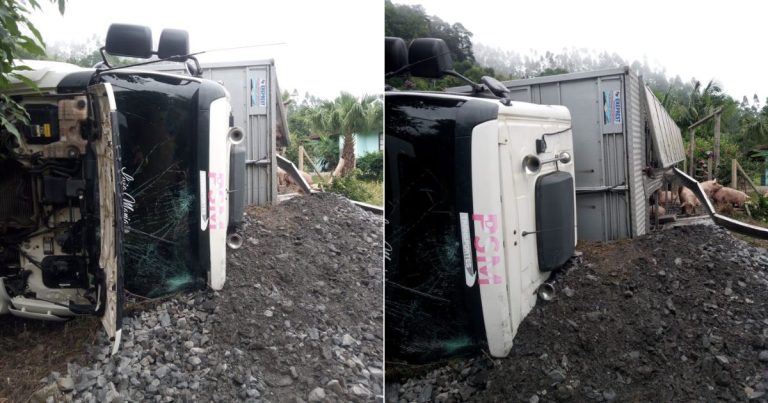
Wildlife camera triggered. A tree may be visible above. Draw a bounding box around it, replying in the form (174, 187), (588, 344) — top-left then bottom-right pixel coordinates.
(0, 0), (66, 144)
(311, 93), (382, 177)
(385, 1), (476, 67)
(384, 0), (430, 40)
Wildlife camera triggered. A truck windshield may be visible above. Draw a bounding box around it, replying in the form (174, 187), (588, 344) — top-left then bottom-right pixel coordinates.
(385, 95), (485, 362)
(100, 72), (202, 297)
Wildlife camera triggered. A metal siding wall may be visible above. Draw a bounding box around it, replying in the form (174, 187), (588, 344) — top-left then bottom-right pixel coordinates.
(539, 83), (561, 105)
(627, 73), (646, 236)
(246, 66), (272, 206)
(577, 194), (608, 240)
(507, 87), (532, 102)
(560, 79), (603, 189)
(597, 76), (631, 240)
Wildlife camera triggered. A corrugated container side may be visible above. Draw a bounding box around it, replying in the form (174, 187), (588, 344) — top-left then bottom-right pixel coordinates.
(626, 72), (646, 237)
(243, 65), (275, 206)
(643, 84), (686, 168)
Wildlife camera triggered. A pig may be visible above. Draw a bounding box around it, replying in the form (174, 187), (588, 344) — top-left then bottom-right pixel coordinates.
(678, 186), (701, 215)
(648, 204), (666, 218)
(712, 186), (750, 207)
(277, 167), (289, 187)
(286, 170), (313, 188)
(700, 179), (723, 197)
(278, 168), (314, 189)
(657, 190), (676, 205)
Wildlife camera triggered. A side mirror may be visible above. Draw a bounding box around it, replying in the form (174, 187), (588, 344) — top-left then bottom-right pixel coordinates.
(408, 38), (453, 79)
(105, 24), (153, 58)
(157, 28), (190, 60)
(385, 37), (408, 75)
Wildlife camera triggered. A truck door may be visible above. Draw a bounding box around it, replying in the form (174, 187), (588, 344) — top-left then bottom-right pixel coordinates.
(87, 83), (125, 355)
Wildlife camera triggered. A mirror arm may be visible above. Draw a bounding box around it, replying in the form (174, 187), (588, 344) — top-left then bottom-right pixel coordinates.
(98, 47), (113, 69)
(187, 55), (203, 78)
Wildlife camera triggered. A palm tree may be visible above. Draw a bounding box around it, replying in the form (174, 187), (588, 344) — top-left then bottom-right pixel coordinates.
(683, 79), (723, 127)
(311, 93), (382, 176)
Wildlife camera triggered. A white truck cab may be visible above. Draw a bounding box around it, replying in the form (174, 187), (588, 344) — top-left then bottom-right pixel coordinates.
(0, 24), (244, 353)
(385, 38), (576, 361)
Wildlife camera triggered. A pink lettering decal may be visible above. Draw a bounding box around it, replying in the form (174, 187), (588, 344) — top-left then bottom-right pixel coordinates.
(472, 212), (504, 287)
(472, 214), (498, 234)
(487, 236), (499, 253)
(208, 172), (225, 230)
(473, 236), (485, 253)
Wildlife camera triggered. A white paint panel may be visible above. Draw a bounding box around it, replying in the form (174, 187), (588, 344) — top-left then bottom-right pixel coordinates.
(470, 119), (514, 357)
(208, 97), (232, 290)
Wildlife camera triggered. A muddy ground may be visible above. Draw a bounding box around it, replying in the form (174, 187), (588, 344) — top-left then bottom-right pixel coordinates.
(390, 223), (768, 402)
(0, 192), (382, 403)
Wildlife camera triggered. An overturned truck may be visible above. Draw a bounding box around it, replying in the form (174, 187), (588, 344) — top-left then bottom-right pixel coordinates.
(386, 37), (687, 364)
(451, 67), (687, 241)
(0, 24), (244, 352)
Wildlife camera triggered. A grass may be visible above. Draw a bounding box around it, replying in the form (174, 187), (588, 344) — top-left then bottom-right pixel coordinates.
(360, 180), (383, 206)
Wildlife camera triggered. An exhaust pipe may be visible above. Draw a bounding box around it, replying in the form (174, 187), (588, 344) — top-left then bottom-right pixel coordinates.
(226, 232), (244, 249)
(537, 282), (556, 301)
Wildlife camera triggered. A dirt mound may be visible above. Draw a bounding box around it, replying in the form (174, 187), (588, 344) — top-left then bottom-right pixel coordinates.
(2, 192), (382, 403)
(390, 223), (768, 402)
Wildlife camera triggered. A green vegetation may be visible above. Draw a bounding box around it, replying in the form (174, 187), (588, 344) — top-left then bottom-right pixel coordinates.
(386, 1), (768, 186)
(747, 194), (768, 222)
(309, 93), (382, 177)
(283, 91), (383, 205)
(0, 0), (65, 145)
(357, 150), (383, 181)
(328, 169), (382, 206)
(384, 0), (512, 90)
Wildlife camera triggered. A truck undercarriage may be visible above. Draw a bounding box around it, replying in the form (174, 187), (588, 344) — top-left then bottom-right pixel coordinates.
(0, 93), (106, 321)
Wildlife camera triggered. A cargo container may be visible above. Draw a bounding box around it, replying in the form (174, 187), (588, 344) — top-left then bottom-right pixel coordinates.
(450, 67), (685, 241)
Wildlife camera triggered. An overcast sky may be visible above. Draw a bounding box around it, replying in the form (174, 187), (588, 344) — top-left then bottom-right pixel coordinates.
(395, 0), (767, 103)
(30, 0), (382, 101)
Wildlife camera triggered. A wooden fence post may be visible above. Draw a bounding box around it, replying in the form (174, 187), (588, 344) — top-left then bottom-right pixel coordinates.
(689, 128), (696, 176)
(713, 112), (721, 177)
(732, 159), (738, 188)
(298, 145), (305, 173)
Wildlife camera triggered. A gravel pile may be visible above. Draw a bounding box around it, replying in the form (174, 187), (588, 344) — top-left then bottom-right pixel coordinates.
(29, 192), (383, 403)
(389, 223), (768, 402)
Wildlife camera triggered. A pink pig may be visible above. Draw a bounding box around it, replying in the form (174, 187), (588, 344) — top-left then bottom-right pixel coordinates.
(678, 186), (701, 215)
(648, 205), (666, 218)
(712, 186), (750, 207)
(700, 179), (723, 197)
(658, 190), (676, 204)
